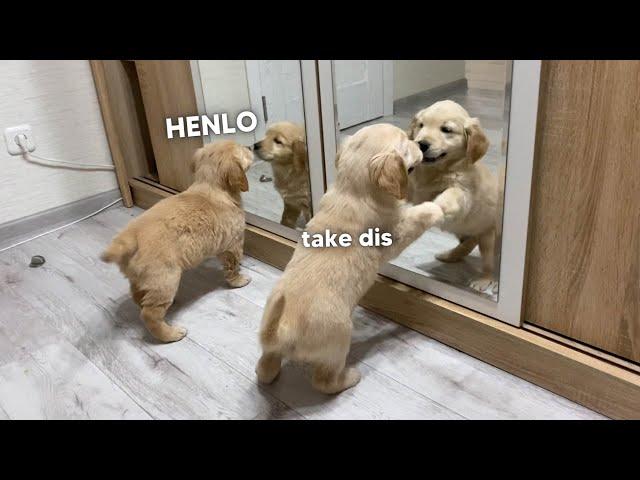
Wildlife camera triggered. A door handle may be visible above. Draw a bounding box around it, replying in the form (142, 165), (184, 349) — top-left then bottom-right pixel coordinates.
(261, 96), (269, 123)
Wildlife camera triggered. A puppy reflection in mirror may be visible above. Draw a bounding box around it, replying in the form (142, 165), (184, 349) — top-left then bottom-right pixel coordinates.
(407, 100), (499, 293)
(253, 122), (311, 228)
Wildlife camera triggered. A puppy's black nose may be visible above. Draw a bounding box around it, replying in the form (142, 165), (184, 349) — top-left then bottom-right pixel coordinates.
(253, 142), (261, 150)
(419, 142), (430, 153)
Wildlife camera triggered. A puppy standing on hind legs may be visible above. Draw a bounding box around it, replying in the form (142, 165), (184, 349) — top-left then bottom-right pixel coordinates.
(101, 140), (253, 342)
(256, 124), (444, 394)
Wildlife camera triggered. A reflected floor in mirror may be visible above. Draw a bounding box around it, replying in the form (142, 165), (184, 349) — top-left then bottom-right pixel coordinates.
(0, 205), (603, 419)
(243, 160), (307, 229)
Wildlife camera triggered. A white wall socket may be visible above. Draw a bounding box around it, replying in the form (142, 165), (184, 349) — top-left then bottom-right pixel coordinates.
(4, 124), (36, 155)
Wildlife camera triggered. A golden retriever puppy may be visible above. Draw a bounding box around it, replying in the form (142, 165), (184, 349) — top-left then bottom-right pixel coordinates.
(407, 100), (498, 292)
(101, 140), (253, 343)
(255, 124), (443, 394)
(253, 121), (311, 228)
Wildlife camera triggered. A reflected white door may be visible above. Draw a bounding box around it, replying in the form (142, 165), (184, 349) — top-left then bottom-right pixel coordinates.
(246, 60), (306, 140)
(334, 60), (385, 129)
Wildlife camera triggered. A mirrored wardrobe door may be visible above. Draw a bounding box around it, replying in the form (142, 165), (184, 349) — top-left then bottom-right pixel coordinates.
(318, 60), (541, 326)
(190, 60), (324, 242)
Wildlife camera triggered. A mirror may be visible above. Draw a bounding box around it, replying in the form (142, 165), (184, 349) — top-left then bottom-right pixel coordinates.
(195, 60), (313, 230)
(332, 60), (511, 301)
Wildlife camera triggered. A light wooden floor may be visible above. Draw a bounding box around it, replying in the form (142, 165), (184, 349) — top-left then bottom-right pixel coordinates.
(0, 204), (605, 419)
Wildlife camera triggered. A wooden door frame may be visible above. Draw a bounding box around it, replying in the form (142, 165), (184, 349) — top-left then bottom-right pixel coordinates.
(92, 59), (640, 419)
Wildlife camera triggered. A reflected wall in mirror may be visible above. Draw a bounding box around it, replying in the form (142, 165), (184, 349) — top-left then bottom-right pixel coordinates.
(332, 60), (511, 301)
(196, 60), (312, 230)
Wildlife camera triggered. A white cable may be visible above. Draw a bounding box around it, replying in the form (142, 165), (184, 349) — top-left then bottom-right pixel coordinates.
(16, 134), (115, 171)
(0, 197), (123, 253)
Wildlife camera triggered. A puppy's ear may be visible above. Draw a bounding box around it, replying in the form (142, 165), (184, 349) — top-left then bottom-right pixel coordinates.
(464, 118), (489, 163)
(407, 117), (418, 140)
(292, 139), (308, 173)
(223, 157), (249, 192)
(369, 151), (408, 200)
(191, 147), (206, 174)
(335, 135), (352, 169)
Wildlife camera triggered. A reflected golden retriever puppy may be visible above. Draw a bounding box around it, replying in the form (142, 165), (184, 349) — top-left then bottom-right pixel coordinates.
(256, 124), (443, 394)
(101, 140), (253, 343)
(407, 100), (498, 292)
(253, 121), (311, 228)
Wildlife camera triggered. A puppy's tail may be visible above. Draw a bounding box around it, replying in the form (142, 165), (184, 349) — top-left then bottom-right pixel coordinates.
(259, 291), (286, 347)
(101, 230), (137, 266)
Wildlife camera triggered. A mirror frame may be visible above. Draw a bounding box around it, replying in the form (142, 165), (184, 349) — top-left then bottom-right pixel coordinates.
(317, 60), (542, 326)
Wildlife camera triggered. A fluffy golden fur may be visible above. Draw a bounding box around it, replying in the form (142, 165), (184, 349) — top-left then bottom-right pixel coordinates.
(253, 121), (311, 228)
(101, 140), (253, 342)
(407, 100), (499, 292)
(256, 124), (443, 394)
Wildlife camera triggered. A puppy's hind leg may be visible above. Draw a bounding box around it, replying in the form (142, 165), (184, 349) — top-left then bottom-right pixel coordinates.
(436, 236), (478, 263)
(256, 351), (282, 384)
(311, 324), (360, 395)
(470, 230), (497, 293)
(280, 202), (301, 229)
(218, 244), (251, 288)
(140, 269), (187, 343)
(312, 360), (361, 395)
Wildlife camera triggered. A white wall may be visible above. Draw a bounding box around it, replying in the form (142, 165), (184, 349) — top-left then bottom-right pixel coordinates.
(0, 60), (117, 225)
(393, 60), (466, 100)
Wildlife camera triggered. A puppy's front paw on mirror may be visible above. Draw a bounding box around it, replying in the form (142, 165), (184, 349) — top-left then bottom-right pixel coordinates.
(469, 277), (497, 293)
(418, 202), (444, 225)
(227, 274), (252, 288)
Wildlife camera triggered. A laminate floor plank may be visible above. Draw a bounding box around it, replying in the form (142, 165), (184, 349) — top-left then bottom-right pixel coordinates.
(0, 204), (604, 419)
(0, 240), (298, 420)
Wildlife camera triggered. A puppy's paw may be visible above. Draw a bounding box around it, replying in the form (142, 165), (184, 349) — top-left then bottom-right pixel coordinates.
(417, 202), (444, 226)
(256, 361), (280, 385)
(435, 249), (463, 263)
(227, 274), (251, 288)
(469, 277), (497, 293)
(342, 367), (362, 391)
(153, 325), (188, 343)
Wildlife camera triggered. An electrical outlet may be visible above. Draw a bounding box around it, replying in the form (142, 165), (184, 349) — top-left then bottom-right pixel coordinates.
(4, 125), (36, 156)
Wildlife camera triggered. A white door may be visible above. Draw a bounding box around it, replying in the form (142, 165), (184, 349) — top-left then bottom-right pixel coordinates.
(333, 60), (385, 129)
(246, 60), (306, 140)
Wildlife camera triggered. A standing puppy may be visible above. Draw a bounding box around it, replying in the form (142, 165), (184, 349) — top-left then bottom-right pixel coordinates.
(407, 100), (498, 292)
(256, 124), (443, 394)
(101, 141), (253, 342)
(253, 121), (311, 228)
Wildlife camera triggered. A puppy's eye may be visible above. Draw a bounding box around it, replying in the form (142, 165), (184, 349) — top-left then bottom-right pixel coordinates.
(418, 123), (424, 128)
(441, 125), (453, 134)
(274, 138), (283, 145)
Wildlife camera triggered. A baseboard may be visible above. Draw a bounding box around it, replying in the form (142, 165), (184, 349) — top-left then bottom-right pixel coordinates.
(394, 78), (468, 111)
(0, 189), (122, 251)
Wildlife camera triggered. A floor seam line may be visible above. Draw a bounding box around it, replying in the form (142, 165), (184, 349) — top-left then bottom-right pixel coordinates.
(185, 336), (307, 420)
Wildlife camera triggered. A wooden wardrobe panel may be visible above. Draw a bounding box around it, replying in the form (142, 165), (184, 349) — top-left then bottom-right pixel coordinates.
(524, 61), (640, 363)
(91, 60), (155, 206)
(135, 61), (203, 192)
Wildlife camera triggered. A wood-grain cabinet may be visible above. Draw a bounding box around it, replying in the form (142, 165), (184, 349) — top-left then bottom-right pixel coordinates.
(91, 60), (640, 418)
